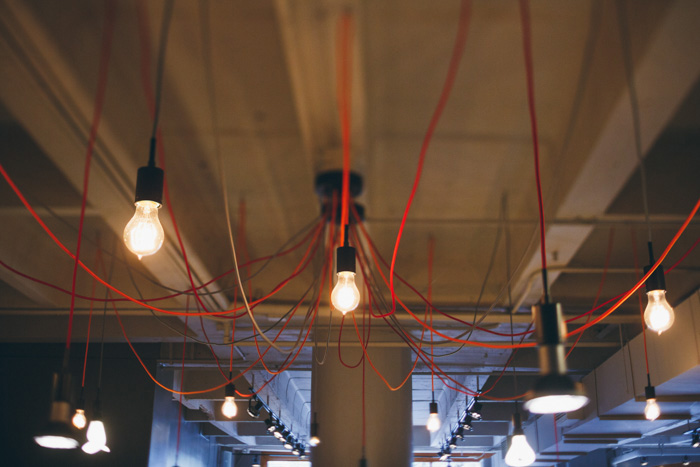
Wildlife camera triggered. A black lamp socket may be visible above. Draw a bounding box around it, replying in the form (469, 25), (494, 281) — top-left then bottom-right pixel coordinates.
(135, 166), (164, 205)
(336, 246), (356, 273)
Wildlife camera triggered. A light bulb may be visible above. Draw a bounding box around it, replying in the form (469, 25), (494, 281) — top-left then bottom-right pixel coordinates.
(222, 396), (237, 418)
(72, 409), (87, 429)
(525, 394), (589, 414)
(331, 271), (360, 314)
(505, 434), (536, 466)
(82, 420), (109, 454)
(644, 290), (674, 335)
(123, 200), (164, 259)
(426, 412), (440, 432)
(309, 436), (320, 447)
(34, 435), (79, 450)
(644, 398), (660, 421)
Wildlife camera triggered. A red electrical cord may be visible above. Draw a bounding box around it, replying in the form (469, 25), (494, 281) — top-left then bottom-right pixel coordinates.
(388, 0), (471, 313)
(568, 198), (699, 338)
(630, 229), (650, 375)
(65, 0), (116, 350)
(337, 12), (353, 243)
(519, 0), (549, 292)
(566, 228), (615, 358)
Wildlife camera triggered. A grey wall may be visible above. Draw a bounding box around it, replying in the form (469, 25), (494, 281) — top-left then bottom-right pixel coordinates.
(148, 366), (219, 467)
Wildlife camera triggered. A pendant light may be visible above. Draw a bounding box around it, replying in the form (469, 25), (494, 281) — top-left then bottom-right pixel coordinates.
(504, 412), (535, 467)
(309, 412), (321, 446)
(221, 382), (237, 419)
(331, 226), (360, 314)
(82, 394), (110, 454)
(644, 378), (660, 421)
(643, 243), (674, 334)
(72, 394), (87, 430)
(34, 371), (80, 449)
(426, 401), (440, 432)
(616, 0), (674, 336)
(524, 302), (589, 414)
(124, 140), (165, 260)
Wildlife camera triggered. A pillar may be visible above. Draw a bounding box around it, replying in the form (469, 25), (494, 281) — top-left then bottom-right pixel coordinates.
(311, 342), (413, 467)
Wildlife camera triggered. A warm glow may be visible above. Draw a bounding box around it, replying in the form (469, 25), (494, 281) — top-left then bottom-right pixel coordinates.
(309, 436), (320, 447)
(123, 200), (164, 259)
(504, 434), (536, 466)
(72, 409), (87, 429)
(331, 271), (360, 314)
(222, 396), (237, 418)
(524, 394), (589, 414)
(644, 398), (660, 421)
(82, 420), (109, 454)
(644, 290), (675, 335)
(426, 412), (441, 432)
(34, 435), (79, 450)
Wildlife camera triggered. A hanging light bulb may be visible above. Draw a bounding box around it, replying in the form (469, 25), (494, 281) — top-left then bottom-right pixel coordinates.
(644, 385), (660, 421)
(309, 413), (320, 446)
(124, 201), (164, 259)
(524, 303), (589, 414)
(222, 384), (237, 419)
(462, 414), (474, 432)
(692, 430), (699, 448)
(283, 434), (294, 450)
(82, 397), (109, 454)
(643, 244), (675, 334)
(644, 290), (674, 335)
(331, 244), (360, 314)
(82, 420), (110, 454)
(504, 413), (536, 466)
(72, 409), (87, 430)
(34, 372), (80, 449)
(124, 161), (165, 259)
(426, 401), (440, 432)
(252, 455), (261, 467)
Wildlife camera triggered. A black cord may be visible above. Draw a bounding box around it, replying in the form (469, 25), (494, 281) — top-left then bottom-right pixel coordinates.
(98, 239), (118, 390)
(149, 0), (175, 165)
(616, 0), (652, 243)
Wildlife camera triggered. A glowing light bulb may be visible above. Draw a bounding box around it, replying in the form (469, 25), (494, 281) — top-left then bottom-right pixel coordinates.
(309, 436), (320, 447)
(82, 420), (109, 454)
(331, 271), (360, 314)
(644, 398), (660, 421)
(123, 200), (164, 259)
(426, 412), (440, 432)
(505, 434), (536, 466)
(72, 409), (87, 429)
(644, 290), (674, 335)
(222, 396), (237, 418)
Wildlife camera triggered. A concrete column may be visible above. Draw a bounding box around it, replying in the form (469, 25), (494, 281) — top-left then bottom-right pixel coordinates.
(311, 341), (413, 467)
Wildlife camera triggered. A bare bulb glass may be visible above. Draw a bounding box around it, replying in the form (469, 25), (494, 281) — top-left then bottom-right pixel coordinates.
(644, 290), (674, 335)
(505, 434), (536, 466)
(331, 271), (360, 314)
(644, 398), (660, 421)
(123, 200), (164, 259)
(309, 436), (320, 447)
(222, 396), (237, 418)
(426, 412), (440, 432)
(82, 420), (109, 454)
(72, 409), (86, 429)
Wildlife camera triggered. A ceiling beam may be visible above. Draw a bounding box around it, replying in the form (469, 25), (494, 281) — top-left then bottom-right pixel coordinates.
(511, 0), (700, 307)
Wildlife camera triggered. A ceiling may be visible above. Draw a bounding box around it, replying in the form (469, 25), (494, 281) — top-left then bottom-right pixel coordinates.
(0, 0), (699, 464)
